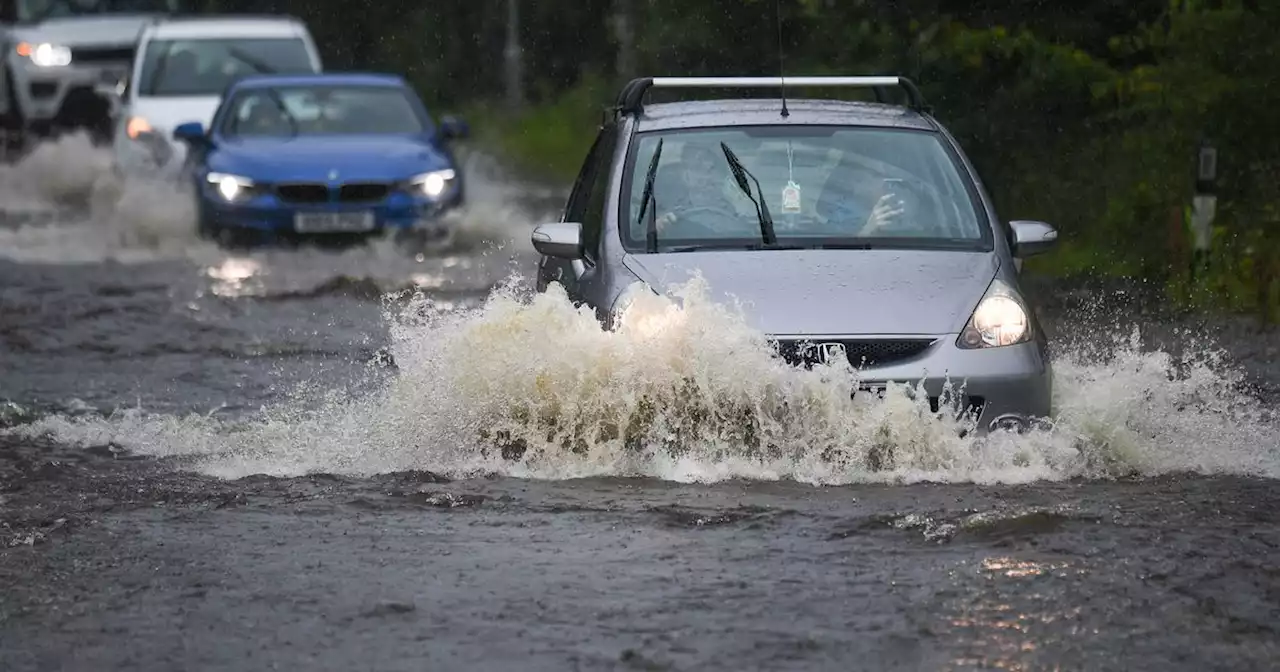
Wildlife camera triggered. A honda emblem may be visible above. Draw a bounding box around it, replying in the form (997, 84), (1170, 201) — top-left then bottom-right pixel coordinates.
(818, 342), (846, 364)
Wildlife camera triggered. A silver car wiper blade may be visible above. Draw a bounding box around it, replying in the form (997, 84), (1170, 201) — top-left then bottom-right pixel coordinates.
(662, 242), (878, 253)
(636, 138), (665, 253)
(663, 243), (807, 253)
(809, 242), (876, 250)
(718, 142), (777, 246)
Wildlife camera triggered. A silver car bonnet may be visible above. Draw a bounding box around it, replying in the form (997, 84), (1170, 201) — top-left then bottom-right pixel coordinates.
(621, 248), (1000, 336)
(10, 15), (161, 46)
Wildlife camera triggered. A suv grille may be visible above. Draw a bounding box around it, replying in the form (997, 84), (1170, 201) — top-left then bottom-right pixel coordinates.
(773, 338), (936, 369)
(71, 46), (134, 63)
(275, 182), (393, 204)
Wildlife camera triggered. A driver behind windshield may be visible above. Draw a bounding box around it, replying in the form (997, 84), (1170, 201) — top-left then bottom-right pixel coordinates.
(228, 95), (292, 136)
(651, 141), (746, 235)
(814, 153), (908, 236)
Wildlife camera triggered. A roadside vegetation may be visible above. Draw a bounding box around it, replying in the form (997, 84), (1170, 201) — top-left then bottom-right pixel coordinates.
(209, 0), (1279, 323)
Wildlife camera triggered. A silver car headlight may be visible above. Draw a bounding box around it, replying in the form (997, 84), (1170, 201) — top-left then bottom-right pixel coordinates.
(408, 169), (457, 198)
(608, 282), (661, 332)
(206, 172), (256, 203)
(17, 42), (72, 67)
(957, 278), (1032, 349)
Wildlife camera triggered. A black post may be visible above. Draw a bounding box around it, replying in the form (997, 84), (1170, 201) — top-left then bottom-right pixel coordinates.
(1190, 138), (1217, 282)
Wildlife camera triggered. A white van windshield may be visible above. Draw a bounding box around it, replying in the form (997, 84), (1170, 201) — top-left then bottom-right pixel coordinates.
(137, 37), (315, 97)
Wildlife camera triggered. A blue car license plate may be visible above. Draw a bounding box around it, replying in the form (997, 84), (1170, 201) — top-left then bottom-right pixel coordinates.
(293, 211), (375, 233)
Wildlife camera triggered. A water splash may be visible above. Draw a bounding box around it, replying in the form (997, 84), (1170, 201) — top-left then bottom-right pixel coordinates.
(0, 133), (547, 266)
(10, 273), (1278, 485)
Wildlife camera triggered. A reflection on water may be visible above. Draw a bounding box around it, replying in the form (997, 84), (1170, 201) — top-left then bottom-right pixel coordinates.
(943, 556), (1087, 671)
(206, 257), (264, 298)
(980, 556), (1073, 579)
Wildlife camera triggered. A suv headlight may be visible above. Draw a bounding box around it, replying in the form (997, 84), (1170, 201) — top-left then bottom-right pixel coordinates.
(206, 172), (256, 203)
(17, 42), (72, 67)
(956, 277), (1032, 349)
(408, 169), (456, 198)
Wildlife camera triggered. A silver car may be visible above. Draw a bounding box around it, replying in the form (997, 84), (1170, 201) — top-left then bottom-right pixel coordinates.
(530, 76), (1059, 435)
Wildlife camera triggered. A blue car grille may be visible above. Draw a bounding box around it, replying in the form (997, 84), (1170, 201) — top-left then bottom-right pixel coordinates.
(275, 182), (392, 204)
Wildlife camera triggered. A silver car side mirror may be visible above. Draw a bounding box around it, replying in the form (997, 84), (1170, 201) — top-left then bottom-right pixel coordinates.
(1009, 220), (1058, 258)
(531, 222), (584, 260)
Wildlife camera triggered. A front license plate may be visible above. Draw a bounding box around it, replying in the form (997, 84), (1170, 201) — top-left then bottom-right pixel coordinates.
(294, 211), (376, 233)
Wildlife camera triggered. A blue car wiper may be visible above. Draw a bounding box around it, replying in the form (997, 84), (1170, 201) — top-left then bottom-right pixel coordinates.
(261, 88), (299, 138)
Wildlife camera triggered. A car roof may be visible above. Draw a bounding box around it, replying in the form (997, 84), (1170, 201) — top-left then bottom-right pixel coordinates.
(227, 73), (408, 91)
(144, 16), (309, 40)
(631, 98), (937, 133)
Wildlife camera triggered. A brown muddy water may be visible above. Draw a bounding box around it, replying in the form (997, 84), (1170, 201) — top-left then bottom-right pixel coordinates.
(1, 135), (1278, 671)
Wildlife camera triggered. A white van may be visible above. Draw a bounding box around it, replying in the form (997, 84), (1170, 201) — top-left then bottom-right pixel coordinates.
(110, 14), (322, 175)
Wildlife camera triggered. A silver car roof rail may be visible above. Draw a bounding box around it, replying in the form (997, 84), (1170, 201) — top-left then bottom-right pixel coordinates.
(612, 76), (929, 117)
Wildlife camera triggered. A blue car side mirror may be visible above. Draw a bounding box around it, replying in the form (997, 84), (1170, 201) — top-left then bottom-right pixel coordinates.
(173, 121), (207, 144)
(439, 115), (469, 141)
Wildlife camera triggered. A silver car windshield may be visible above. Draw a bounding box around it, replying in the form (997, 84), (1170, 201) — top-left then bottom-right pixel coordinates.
(622, 125), (990, 252)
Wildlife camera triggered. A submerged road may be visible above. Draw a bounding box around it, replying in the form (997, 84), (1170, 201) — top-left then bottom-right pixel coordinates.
(1, 136), (1279, 671)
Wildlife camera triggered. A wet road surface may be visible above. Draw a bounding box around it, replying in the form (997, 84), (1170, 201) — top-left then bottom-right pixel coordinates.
(2, 135), (1279, 671)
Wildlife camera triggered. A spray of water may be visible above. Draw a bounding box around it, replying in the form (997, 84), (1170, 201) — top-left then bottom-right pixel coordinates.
(3, 134), (1275, 485)
(10, 271), (1279, 485)
(0, 132), (544, 267)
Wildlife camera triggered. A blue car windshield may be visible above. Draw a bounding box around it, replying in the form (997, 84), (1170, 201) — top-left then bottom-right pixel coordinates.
(622, 125), (991, 252)
(137, 37), (315, 97)
(219, 85), (428, 137)
(17, 0), (183, 22)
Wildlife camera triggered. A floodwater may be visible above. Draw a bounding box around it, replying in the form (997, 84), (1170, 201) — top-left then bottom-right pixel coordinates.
(1, 134), (1278, 671)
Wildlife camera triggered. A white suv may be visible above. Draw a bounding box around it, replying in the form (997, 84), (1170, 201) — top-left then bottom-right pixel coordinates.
(1, 0), (184, 145)
(110, 13), (321, 176)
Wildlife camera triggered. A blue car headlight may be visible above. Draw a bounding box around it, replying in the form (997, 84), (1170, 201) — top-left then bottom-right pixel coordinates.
(407, 169), (456, 198)
(205, 172), (257, 203)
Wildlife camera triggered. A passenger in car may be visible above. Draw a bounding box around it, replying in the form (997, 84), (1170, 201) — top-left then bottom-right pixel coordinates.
(814, 153), (907, 236)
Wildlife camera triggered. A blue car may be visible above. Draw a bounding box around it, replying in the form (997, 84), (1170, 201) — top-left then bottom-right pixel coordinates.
(170, 72), (469, 246)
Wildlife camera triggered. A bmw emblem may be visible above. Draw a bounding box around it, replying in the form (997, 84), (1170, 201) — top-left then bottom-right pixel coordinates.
(328, 169), (339, 181)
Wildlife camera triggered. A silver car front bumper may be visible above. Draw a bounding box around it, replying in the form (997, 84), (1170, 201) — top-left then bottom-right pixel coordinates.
(773, 334), (1053, 434)
(7, 53), (128, 125)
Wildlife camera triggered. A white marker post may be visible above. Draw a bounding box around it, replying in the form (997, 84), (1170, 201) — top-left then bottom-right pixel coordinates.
(1190, 139), (1217, 282)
